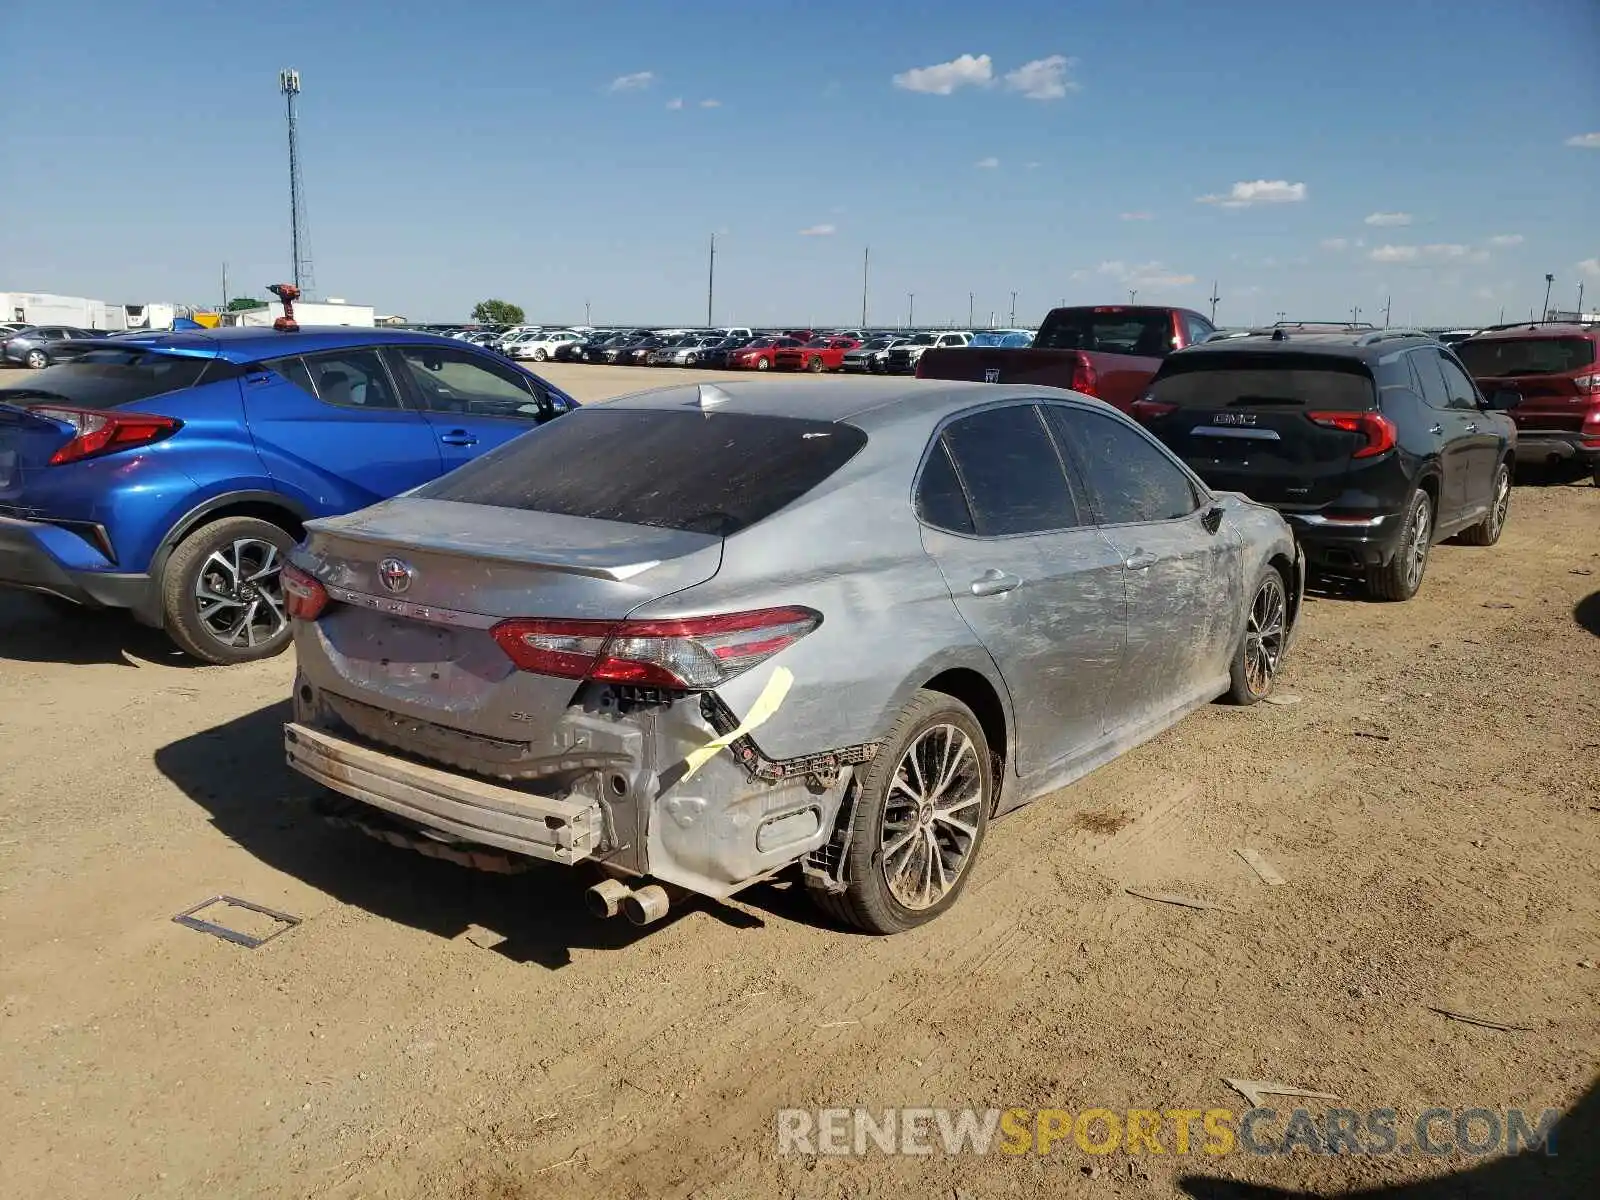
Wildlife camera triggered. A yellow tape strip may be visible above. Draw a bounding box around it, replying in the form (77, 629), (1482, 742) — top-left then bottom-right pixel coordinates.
(681, 666), (794, 781)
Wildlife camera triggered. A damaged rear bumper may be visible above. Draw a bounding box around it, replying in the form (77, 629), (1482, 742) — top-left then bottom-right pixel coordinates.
(285, 722), (603, 864)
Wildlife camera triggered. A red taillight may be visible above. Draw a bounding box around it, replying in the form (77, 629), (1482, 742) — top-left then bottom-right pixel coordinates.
(1069, 356), (1099, 397)
(1307, 410), (1396, 458)
(281, 563), (329, 621)
(1573, 372), (1600, 395)
(33, 406), (182, 465)
(491, 606), (822, 689)
(1129, 395), (1176, 422)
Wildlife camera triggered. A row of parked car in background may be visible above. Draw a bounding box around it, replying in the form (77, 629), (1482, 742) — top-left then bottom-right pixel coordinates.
(404, 321), (1036, 374)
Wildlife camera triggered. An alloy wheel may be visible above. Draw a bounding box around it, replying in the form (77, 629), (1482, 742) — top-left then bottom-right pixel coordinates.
(1405, 495), (1431, 592)
(1243, 573), (1287, 696)
(1488, 467), (1510, 538)
(25, 349), (48, 369)
(879, 723), (985, 910)
(194, 538), (287, 649)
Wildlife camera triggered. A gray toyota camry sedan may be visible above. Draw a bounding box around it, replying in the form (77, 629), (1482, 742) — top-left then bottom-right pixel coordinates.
(281, 379), (1303, 934)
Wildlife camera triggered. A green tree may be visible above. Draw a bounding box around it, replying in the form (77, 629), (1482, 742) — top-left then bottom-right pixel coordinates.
(472, 299), (525, 325)
(226, 297), (267, 311)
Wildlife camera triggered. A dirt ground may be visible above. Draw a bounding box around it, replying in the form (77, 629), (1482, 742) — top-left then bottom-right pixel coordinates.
(1, 364), (1597, 1199)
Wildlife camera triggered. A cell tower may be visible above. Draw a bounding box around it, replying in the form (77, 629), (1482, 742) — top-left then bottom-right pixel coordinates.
(279, 68), (314, 298)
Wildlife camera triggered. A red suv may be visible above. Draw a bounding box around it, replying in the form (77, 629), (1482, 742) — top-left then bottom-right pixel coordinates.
(1456, 321), (1600, 485)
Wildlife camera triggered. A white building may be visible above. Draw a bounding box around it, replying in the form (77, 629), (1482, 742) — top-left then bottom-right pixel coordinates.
(223, 299), (376, 328)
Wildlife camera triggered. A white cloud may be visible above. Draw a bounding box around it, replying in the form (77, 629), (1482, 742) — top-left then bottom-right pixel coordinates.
(1487, 234), (1524, 247)
(974, 156), (999, 169)
(1364, 212), (1413, 227)
(893, 53), (993, 95)
(608, 71), (655, 92)
(665, 97), (683, 110)
(1197, 179), (1308, 208)
(798, 224), (836, 237)
(1120, 211), (1153, 221)
(1025, 161), (1041, 170)
(699, 98), (721, 108)
(1003, 55), (1078, 101)
(1580, 258), (1600, 279)
(1097, 260), (1195, 288)
(1369, 243), (1488, 265)
(1320, 237), (1350, 251)
(1565, 132), (1600, 148)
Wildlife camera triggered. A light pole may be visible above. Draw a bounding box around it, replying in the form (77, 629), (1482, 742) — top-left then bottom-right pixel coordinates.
(1578, 281), (1586, 319)
(1209, 281), (1220, 324)
(1542, 273), (1554, 321)
(1128, 289), (1138, 305)
(705, 234), (717, 326)
(584, 300), (591, 325)
(861, 247), (870, 327)
(968, 292), (974, 327)
(1383, 295), (1392, 328)
(907, 292), (914, 328)
(1351, 305), (1362, 327)
(1009, 291), (1017, 325)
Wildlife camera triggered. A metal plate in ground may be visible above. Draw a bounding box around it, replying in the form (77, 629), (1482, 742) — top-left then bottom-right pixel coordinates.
(172, 895), (301, 949)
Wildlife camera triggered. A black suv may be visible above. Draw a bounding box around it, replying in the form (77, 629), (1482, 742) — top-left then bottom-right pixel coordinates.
(1129, 327), (1518, 600)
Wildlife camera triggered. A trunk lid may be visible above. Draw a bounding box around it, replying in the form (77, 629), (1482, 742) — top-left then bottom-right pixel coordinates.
(0, 402), (77, 497)
(1140, 354), (1377, 507)
(296, 498), (725, 738)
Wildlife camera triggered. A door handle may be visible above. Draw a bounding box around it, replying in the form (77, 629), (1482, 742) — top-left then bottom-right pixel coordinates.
(969, 569), (1021, 597)
(1123, 550), (1159, 571)
(439, 430), (478, 447)
(1428, 424), (1444, 436)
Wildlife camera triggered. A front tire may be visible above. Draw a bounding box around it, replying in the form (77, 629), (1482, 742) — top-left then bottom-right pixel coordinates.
(160, 516), (297, 664)
(1459, 461), (1511, 546)
(1226, 567), (1289, 704)
(807, 690), (992, 934)
(532, 347), (547, 361)
(756, 357), (771, 371)
(1366, 487), (1432, 602)
(25, 349), (49, 370)
(807, 356), (824, 373)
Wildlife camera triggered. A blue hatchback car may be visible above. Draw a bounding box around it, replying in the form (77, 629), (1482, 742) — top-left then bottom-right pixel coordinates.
(0, 326), (576, 663)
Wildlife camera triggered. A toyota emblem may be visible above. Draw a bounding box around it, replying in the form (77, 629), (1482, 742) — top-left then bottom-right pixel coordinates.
(377, 558), (414, 594)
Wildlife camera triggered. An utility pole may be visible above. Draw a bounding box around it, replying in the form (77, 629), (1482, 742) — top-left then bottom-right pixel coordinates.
(706, 234), (716, 326)
(1128, 289), (1138, 305)
(279, 69), (313, 297)
(1383, 295), (1392, 328)
(968, 292), (974, 327)
(1009, 290), (1017, 325)
(1209, 281), (1220, 323)
(907, 292), (914, 328)
(1542, 273), (1554, 321)
(861, 247), (869, 327)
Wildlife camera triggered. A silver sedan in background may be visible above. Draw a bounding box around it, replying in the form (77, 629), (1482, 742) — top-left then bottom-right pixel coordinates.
(280, 380), (1303, 934)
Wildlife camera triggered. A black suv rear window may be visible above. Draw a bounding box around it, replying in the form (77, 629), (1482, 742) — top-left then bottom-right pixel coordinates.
(1150, 353), (1375, 410)
(0, 350), (233, 410)
(1034, 309), (1172, 355)
(417, 408), (868, 537)
(1455, 337), (1595, 377)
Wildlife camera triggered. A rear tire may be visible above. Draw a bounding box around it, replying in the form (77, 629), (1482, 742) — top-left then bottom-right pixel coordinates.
(807, 356), (824, 373)
(1366, 487), (1432, 602)
(1225, 567), (1289, 705)
(532, 347), (547, 361)
(161, 516), (297, 664)
(1459, 461), (1511, 546)
(806, 689), (991, 934)
(25, 349), (49, 370)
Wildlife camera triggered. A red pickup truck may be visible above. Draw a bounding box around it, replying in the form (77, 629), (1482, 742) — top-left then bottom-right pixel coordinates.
(915, 305), (1219, 411)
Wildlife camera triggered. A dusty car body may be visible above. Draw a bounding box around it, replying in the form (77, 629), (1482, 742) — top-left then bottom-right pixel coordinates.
(282, 379), (1303, 932)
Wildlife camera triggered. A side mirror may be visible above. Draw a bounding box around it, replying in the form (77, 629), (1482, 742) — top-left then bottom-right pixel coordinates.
(1201, 505), (1224, 534)
(1485, 388), (1521, 410)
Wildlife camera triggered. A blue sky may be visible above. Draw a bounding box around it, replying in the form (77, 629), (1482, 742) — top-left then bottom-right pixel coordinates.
(4, 0), (1597, 326)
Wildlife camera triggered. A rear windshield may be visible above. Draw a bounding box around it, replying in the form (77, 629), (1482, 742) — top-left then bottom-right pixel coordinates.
(1150, 353), (1375, 410)
(1034, 309), (1172, 355)
(1455, 337), (1595, 377)
(416, 408), (868, 537)
(0, 349), (229, 410)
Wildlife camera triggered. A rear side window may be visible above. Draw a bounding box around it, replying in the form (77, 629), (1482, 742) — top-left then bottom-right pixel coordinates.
(938, 404), (1081, 536)
(914, 440), (975, 534)
(1150, 353), (1377, 411)
(0, 349), (231, 410)
(1455, 337), (1596, 376)
(416, 408), (867, 537)
(1047, 407), (1199, 524)
(1410, 350), (1453, 410)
